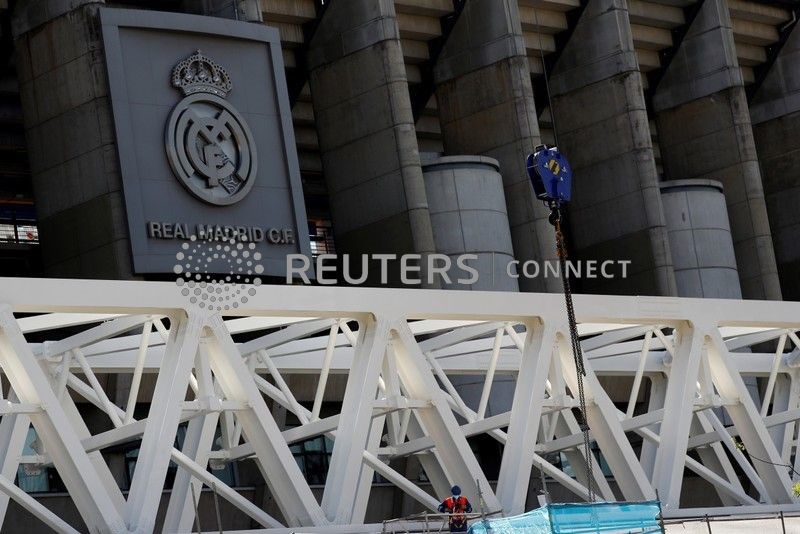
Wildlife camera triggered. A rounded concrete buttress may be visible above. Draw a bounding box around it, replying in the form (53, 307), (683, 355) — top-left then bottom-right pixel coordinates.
(660, 180), (742, 299)
(421, 154), (519, 292)
(422, 154), (518, 418)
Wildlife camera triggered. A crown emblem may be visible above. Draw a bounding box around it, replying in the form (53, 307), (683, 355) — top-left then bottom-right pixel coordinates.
(171, 50), (233, 98)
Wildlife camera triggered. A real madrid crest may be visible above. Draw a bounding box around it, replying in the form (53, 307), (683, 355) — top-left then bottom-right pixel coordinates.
(165, 51), (257, 206)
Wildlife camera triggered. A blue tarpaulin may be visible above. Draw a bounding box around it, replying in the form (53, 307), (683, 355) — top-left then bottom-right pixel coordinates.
(468, 501), (663, 533)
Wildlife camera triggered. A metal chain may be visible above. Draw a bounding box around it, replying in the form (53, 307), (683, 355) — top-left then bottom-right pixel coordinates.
(553, 211), (595, 502)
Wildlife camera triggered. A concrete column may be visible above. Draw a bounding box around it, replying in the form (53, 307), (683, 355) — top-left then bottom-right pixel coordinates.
(13, 0), (134, 279)
(421, 155), (519, 291)
(653, 0), (781, 300)
(549, 0), (676, 297)
(181, 0), (262, 22)
(660, 180), (741, 299)
(750, 25), (800, 301)
(307, 0), (437, 285)
(433, 0), (555, 293)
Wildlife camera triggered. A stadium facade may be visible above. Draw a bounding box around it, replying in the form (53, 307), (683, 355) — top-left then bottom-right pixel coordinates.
(0, 0), (798, 532)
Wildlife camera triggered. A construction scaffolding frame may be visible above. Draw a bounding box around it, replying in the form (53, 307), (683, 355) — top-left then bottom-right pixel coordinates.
(0, 278), (798, 532)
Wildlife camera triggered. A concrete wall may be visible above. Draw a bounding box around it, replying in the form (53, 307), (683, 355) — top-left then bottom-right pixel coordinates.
(549, 0), (676, 297)
(181, 0), (262, 22)
(421, 155), (518, 291)
(13, 0), (134, 279)
(660, 180), (741, 299)
(434, 0), (558, 293)
(751, 24), (800, 302)
(307, 0), (438, 286)
(653, 0), (781, 300)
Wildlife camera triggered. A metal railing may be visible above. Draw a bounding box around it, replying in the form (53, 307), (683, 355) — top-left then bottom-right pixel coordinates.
(382, 511), (503, 534)
(0, 218), (38, 244)
(663, 510), (799, 533)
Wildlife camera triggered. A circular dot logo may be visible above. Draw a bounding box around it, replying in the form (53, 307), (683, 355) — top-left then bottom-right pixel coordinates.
(173, 235), (264, 312)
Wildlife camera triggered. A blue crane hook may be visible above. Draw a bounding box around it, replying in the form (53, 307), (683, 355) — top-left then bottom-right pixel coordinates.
(526, 144), (573, 225)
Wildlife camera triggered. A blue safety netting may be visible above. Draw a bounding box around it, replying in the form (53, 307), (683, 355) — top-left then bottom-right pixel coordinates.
(468, 501), (663, 533)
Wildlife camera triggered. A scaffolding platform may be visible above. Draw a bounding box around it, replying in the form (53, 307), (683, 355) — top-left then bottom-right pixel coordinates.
(467, 501), (664, 533)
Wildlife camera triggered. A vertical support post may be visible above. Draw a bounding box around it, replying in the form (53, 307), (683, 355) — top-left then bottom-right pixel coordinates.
(212, 483), (223, 534)
(163, 344), (221, 534)
(190, 483), (202, 534)
(476, 328), (504, 420)
(626, 330), (654, 419)
(495, 319), (556, 514)
(382, 343), (403, 446)
(312, 322), (339, 421)
(125, 320), (153, 424)
(652, 322), (706, 509)
(781, 371), (800, 464)
(321, 316), (390, 523)
(762, 333), (788, 417)
(350, 414), (386, 523)
(125, 312), (204, 532)
(0, 307), (127, 533)
(640, 374), (667, 479)
(770, 377), (791, 461)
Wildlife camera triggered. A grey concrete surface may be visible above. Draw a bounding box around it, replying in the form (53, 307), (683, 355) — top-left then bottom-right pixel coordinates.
(12, 0), (102, 36)
(550, 0), (676, 297)
(434, 0), (558, 293)
(751, 24), (800, 301)
(660, 180), (742, 299)
(182, 0), (262, 22)
(654, 0), (781, 300)
(422, 155), (519, 291)
(13, 0), (136, 279)
(656, 89), (781, 300)
(652, 0), (743, 112)
(753, 107), (800, 301)
(307, 0), (438, 287)
(750, 21), (800, 126)
(549, 0), (640, 96)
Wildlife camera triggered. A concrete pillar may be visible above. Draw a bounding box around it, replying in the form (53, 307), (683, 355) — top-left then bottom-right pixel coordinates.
(306, 0), (437, 286)
(12, 0), (135, 279)
(750, 25), (800, 301)
(660, 180), (741, 299)
(548, 0), (676, 297)
(181, 0), (262, 22)
(421, 155), (519, 291)
(653, 0), (781, 300)
(433, 0), (557, 293)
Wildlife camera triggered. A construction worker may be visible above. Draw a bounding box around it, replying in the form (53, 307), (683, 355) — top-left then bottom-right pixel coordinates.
(438, 485), (473, 532)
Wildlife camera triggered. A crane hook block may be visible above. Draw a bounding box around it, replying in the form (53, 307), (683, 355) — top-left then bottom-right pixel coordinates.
(526, 145), (572, 204)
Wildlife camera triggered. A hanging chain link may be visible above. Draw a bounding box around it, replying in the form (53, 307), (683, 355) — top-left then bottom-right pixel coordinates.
(553, 210), (595, 502)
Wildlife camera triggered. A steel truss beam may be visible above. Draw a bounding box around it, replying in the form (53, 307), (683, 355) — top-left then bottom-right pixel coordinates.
(0, 279), (798, 531)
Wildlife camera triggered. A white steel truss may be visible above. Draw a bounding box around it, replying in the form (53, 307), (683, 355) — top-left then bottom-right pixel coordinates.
(0, 278), (798, 532)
